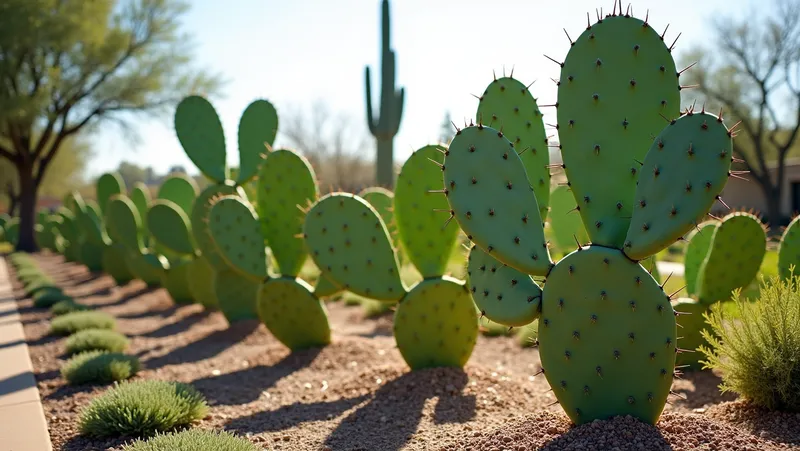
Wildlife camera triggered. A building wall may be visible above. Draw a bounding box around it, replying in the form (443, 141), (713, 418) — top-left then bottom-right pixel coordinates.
(717, 160), (800, 219)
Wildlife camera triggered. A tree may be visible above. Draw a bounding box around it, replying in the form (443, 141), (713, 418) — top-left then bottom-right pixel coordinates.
(678, 0), (800, 229)
(116, 161), (149, 188)
(0, 0), (222, 251)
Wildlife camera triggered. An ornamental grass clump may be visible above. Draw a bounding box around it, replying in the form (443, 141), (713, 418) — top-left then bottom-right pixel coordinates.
(121, 429), (258, 451)
(61, 350), (140, 385)
(50, 310), (115, 336)
(65, 329), (129, 354)
(700, 274), (800, 411)
(51, 299), (89, 316)
(78, 380), (209, 437)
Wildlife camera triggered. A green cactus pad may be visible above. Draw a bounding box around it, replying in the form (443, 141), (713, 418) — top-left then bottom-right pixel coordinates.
(237, 99), (279, 184)
(467, 245), (542, 327)
(304, 193), (405, 301)
(162, 259), (195, 304)
(684, 222), (718, 297)
(257, 277), (331, 350)
(476, 76), (551, 220)
(696, 212), (766, 305)
(130, 182), (152, 227)
(157, 174), (198, 215)
(393, 277), (478, 370)
(359, 187), (397, 243)
(207, 195), (267, 280)
(256, 149), (318, 276)
(557, 15), (681, 249)
(191, 184), (245, 270)
(671, 297), (710, 370)
(443, 125), (552, 276)
(394, 145), (460, 277)
(187, 256), (219, 309)
(129, 251), (168, 287)
(96, 173), (125, 214)
(79, 241), (105, 272)
(313, 273), (343, 298)
(624, 112), (733, 260)
(102, 243), (135, 285)
(147, 200), (195, 255)
(214, 268), (259, 322)
(548, 185), (589, 255)
(778, 215), (800, 280)
(106, 196), (144, 252)
(76, 210), (106, 246)
(174, 95), (227, 183)
(539, 246), (676, 425)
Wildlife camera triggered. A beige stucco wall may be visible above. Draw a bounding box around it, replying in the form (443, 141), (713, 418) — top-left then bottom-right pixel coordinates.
(716, 159), (800, 218)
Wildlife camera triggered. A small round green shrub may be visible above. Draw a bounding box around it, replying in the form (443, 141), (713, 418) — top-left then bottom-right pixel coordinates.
(50, 311), (116, 336)
(51, 299), (89, 316)
(61, 350), (140, 385)
(65, 329), (128, 354)
(24, 277), (57, 296)
(32, 287), (71, 308)
(121, 429), (258, 451)
(78, 380), (209, 437)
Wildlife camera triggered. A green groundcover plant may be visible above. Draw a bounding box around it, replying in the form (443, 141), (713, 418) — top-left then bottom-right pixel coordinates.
(700, 274), (800, 411)
(121, 429), (258, 451)
(50, 311), (116, 336)
(79, 380), (209, 437)
(61, 350), (140, 385)
(51, 299), (89, 316)
(65, 329), (129, 354)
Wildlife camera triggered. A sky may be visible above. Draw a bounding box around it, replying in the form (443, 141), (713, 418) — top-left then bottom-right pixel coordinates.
(87, 0), (749, 179)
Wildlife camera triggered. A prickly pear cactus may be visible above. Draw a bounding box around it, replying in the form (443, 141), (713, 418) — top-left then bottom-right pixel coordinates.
(440, 9), (738, 425)
(106, 195), (167, 287)
(97, 173), (126, 214)
(778, 215), (800, 280)
(683, 221), (718, 297)
(304, 145), (479, 371)
(548, 185), (589, 256)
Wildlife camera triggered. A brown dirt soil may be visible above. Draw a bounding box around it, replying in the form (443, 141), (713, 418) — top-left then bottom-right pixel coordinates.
(9, 253), (800, 451)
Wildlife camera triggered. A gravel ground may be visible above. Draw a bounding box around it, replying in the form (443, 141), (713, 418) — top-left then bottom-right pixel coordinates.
(9, 254), (799, 451)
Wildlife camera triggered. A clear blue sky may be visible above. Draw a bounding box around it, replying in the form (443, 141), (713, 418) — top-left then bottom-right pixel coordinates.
(87, 0), (745, 179)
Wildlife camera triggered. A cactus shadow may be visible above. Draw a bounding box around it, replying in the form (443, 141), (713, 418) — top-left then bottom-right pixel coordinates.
(192, 346), (323, 406)
(133, 309), (211, 339)
(672, 369), (737, 409)
(96, 284), (155, 308)
(323, 367), (476, 451)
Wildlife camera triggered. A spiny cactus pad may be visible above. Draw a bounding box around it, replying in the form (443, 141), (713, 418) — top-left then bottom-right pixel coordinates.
(207, 195), (267, 280)
(467, 245), (542, 327)
(237, 99), (279, 184)
(191, 184), (244, 270)
(106, 196), (143, 252)
(312, 273), (343, 298)
(147, 200), (195, 255)
(187, 256), (219, 309)
(684, 222), (718, 297)
(256, 149), (318, 276)
(394, 145), (459, 277)
(257, 277), (331, 350)
(671, 297), (710, 369)
(359, 187), (398, 247)
(548, 185), (590, 254)
(393, 277), (478, 370)
(443, 125), (552, 276)
(214, 268), (260, 322)
(624, 112), (733, 260)
(162, 259), (194, 304)
(556, 15), (681, 248)
(304, 193), (405, 301)
(696, 212), (766, 305)
(96, 173), (125, 214)
(129, 251), (168, 287)
(778, 215), (800, 280)
(476, 76), (550, 220)
(539, 246), (675, 425)
(157, 175), (198, 215)
(174, 96), (227, 183)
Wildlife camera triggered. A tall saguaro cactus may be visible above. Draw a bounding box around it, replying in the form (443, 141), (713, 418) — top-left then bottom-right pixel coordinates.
(365, 0), (404, 189)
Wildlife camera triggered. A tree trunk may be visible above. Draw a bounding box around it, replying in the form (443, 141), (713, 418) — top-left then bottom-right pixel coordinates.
(764, 185), (782, 235)
(15, 162), (39, 252)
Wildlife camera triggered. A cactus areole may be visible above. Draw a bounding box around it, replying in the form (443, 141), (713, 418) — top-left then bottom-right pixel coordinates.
(365, 0), (405, 189)
(443, 5), (737, 426)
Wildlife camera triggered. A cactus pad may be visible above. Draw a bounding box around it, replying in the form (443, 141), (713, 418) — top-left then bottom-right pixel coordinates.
(778, 215), (800, 280)
(359, 187), (397, 244)
(129, 251), (168, 287)
(467, 245), (542, 327)
(256, 149), (318, 276)
(191, 184), (244, 270)
(696, 212), (766, 305)
(394, 145), (459, 277)
(214, 268), (260, 322)
(106, 196), (143, 252)
(304, 193), (405, 301)
(207, 195), (267, 280)
(393, 277), (478, 370)
(476, 76), (551, 220)
(102, 243), (134, 285)
(313, 273), (343, 298)
(157, 175), (198, 215)
(187, 256), (219, 309)
(237, 99), (279, 184)
(557, 15), (681, 248)
(684, 222), (718, 296)
(548, 185), (589, 254)
(174, 96), (227, 183)
(671, 297), (710, 369)
(130, 182), (152, 224)
(162, 259), (195, 304)
(539, 246), (675, 425)
(257, 277), (331, 350)
(147, 200), (195, 255)
(624, 112), (733, 260)
(96, 173), (125, 214)
(443, 125), (552, 276)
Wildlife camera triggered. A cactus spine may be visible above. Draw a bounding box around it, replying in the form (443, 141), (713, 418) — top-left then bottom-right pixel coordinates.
(365, 0), (405, 188)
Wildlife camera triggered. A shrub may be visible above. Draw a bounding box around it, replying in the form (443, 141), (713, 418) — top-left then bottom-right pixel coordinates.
(61, 350), (140, 385)
(32, 287), (71, 308)
(65, 329), (129, 354)
(700, 275), (800, 412)
(50, 311), (116, 336)
(78, 380), (209, 437)
(51, 299), (89, 316)
(121, 429), (258, 451)
(24, 276), (57, 296)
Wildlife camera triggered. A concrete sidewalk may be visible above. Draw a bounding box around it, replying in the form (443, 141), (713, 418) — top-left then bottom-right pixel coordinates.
(0, 258), (53, 451)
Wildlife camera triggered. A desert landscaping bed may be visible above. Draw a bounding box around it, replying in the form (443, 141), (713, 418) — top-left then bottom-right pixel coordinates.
(8, 253), (800, 451)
